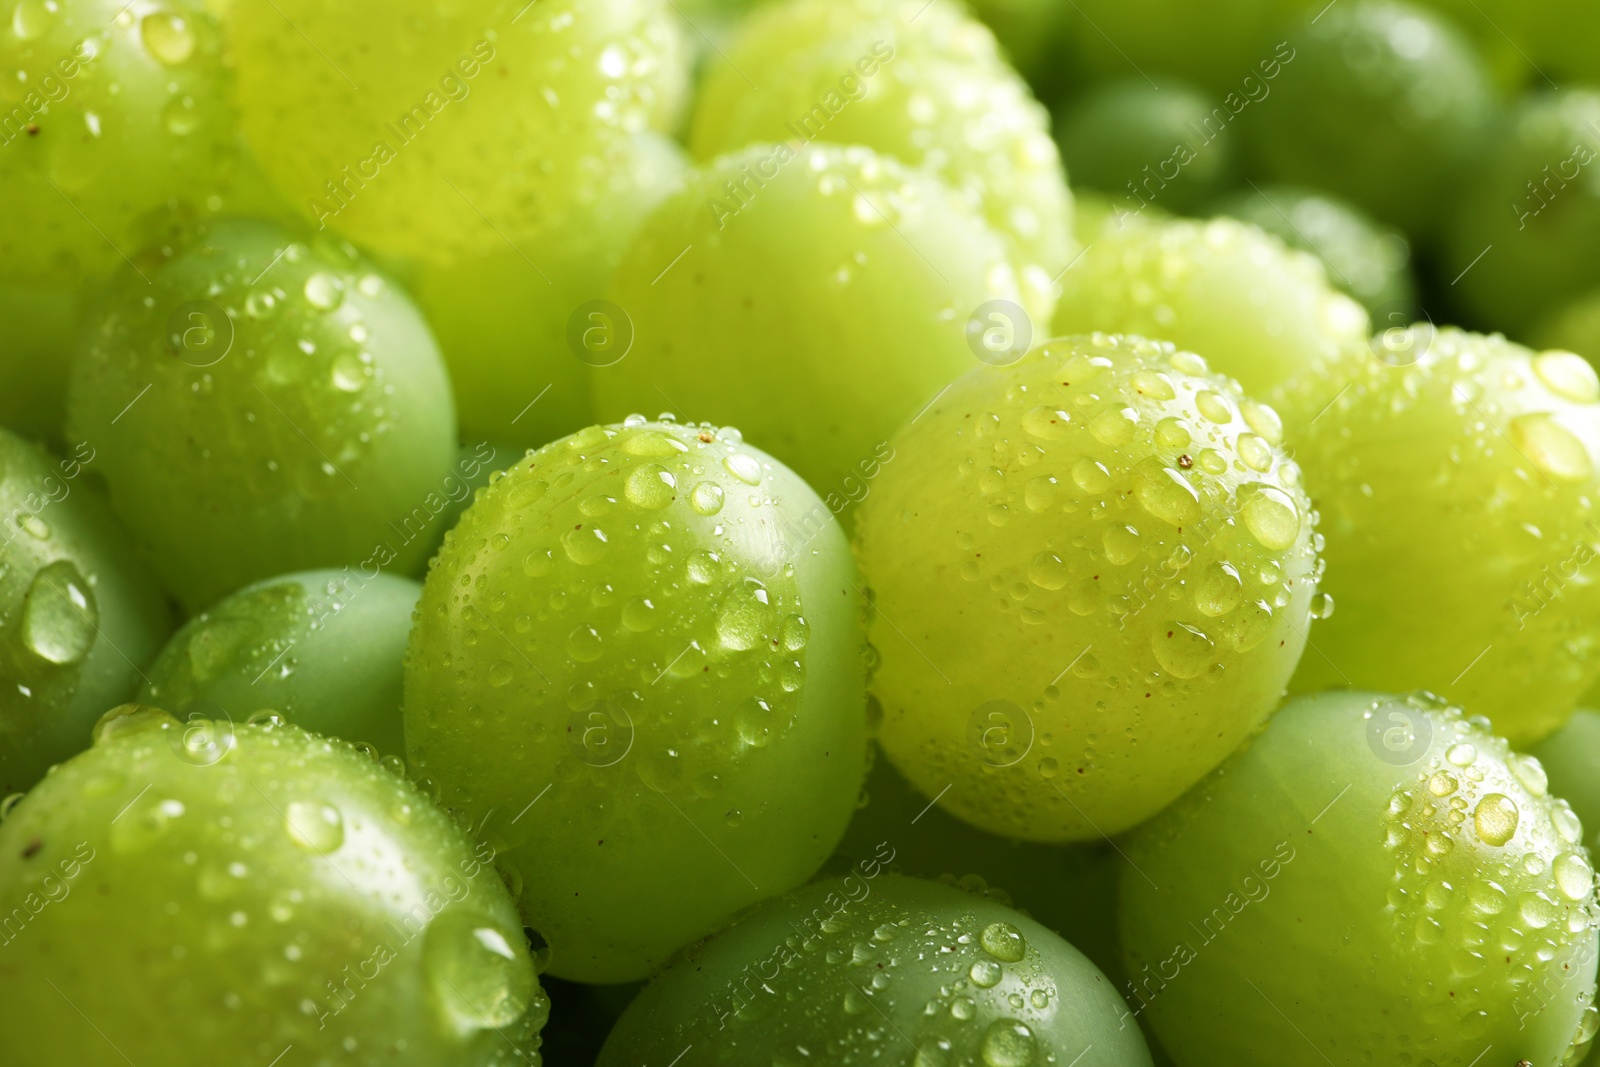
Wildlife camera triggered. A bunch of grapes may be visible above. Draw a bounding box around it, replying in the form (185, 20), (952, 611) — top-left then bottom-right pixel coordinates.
(6, 0), (1600, 1064)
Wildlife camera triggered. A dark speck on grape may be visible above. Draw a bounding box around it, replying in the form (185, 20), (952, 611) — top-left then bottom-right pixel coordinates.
(21, 837), (41, 858)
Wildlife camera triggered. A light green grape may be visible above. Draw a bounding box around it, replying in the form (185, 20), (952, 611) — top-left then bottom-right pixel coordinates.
(828, 749), (1127, 986)
(232, 0), (687, 264)
(1277, 328), (1600, 745)
(1446, 90), (1600, 335)
(598, 874), (1151, 1067)
(0, 430), (171, 796)
(1068, 0), (1314, 95)
(593, 143), (1021, 502)
(690, 0), (1071, 321)
(67, 219), (458, 612)
(413, 134), (687, 450)
(1212, 185), (1416, 319)
(0, 283), (77, 448)
(1531, 709), (1600, 861)
(1056, 79), (1240, 217)
(0, 0), (235, 286)
(855, 334), (1321, 842)
(1053, 214), (1370, 400)
(139, 569), (422, 758)
(0, 708), (547, 1066)
(404, 418), (868, 983)
(1121, 690), (1600, 1066)
(1248, 1), (1498, 235)
(1536, 290), (1600, 369)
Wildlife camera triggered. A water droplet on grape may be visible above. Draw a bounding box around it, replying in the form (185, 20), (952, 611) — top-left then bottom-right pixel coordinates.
(1239, 484), (1300, 549)
(423, 911), (536, 1031)
(21, 560), (97, 665)
(284, 801), (344, 852)
(1473, 793), (1519, 847)
(1509, 413), (1592, 482)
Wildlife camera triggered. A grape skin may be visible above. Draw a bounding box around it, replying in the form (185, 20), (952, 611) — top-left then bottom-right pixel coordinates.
(855, 334), (1321, 842)
(593, 142), (1022, 503)
(1120, 690), (1599, 1066)
(1052, 214), (1371, 401)
(0, 0), (236, 286)
(140, 569), (423, 758)
(0, 711), (547, 1066)
(404, 418), (868, 983)
(1276, 327), (1600, 745)
(67, 219), (458, 611)
(0, 429), (172, 796)
(598, 874), (1152, 1067)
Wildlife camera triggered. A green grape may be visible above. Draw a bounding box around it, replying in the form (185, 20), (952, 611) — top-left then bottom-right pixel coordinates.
(0, 430), (171, 796)
(1530, 708), (1600, 860)
(593, 143), (1021, 502)
(413, 133), (687, 451)
(1248, 1), (1497, 235)
(1446, 90), (1600, 335)
(828, 749), (1127, 985)
(1068, 0), (1313, 95)
(598, 874), (1151, 1067)
(67, 219), (458, 612)
(1536, 289), (1600, 368)
(1277, 327), (1600, 745)
(0, 283), (77, 448)
(139, 569), (422, 758)
(232, 0), (687, 264)
(1212, 184), (1416, 319)
(855, 334), (1320, 842)
(690, 0), (1072, 321)
(1055, 79), (1240, 217)
(404, 418), (868, 983)
(0, 0), (235, 286)
(1121, 690), (1600, 1066)
(1052, 214), (1371, 400)
(0, 707), (547, 1065)
(1410, 0), (1600, 85)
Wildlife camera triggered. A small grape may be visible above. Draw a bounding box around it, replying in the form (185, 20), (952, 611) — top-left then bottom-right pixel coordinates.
(403, 418), (868, 983)
(1056, 78), (1240, 216)
(1446, 89), (1600, 334)
(690, 0), (1071, 320)
(598, 874), (1151, 1067)
(0, 0), (236, 286)
(593, 142), (1021, 502)
(232, 0), (687, 264)
(0, 430), (171, 796)
(1053, 214), (1370, 399)
(67, 219), (458, 611)
(1212, 184), (1416, 318)
(139, 569), (423, 758)
(1120, 690), (1599, 1066)
(0, 710), (547, 1064)
(1276, 327), (1600, 744)
(413, 133), (687, 450)
(855, 334), (1321, 842)
(1248, 1), (1497, 234)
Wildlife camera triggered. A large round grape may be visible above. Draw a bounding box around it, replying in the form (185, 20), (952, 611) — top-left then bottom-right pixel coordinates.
(67, 219), (458, 611)
(404, 418), (868, 983)
(689, 0), (1071, 321)
(598, 874), (1151, 1067)
(232, 0), (686, 264)
(1068, 0), (1314, 94)
(1277, 328), (1600, 744)
(1052, 215), (1370, 401)
(1446, 90), (1600, 335)
(855, 334), (1321, 842)
(413, 133), (687, 451)
(593, 143), (1021, 502)
(1247, 1), (1497, 235)
(0, 430), (171, 796)
(1121, 690), (1600, 1066)
(0, 708), (546, 1065)
(1212, 185), (1416, 319)
(0, 0), (235, 286)
(139, 569), (422, 759)
(1055, 79), (1239, 217)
